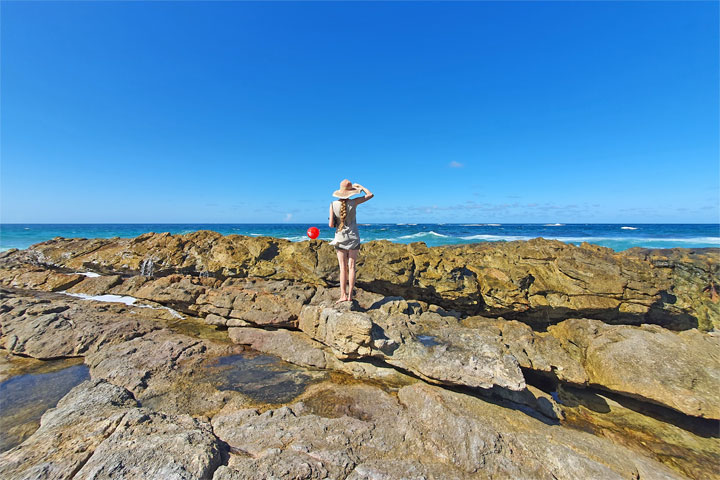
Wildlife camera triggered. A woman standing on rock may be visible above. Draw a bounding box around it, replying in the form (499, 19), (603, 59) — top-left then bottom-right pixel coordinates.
(329, 179), (374, 303)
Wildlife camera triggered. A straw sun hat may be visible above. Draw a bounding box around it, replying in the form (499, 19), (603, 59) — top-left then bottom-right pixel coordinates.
(332, 179), (361, 199)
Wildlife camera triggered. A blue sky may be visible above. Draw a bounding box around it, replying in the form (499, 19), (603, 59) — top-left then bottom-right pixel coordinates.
(1, 1), (718, 224)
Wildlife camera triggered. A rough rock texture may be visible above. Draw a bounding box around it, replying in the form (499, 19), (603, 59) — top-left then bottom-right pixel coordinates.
(132, 274), (216, 314)
(0, 291), (157, 359)
(211, 381), (683, 480)
(228, 327), (327, 369)
(558, 385), (720, 480)
(1, 232), (718, 479)
(18, 232), (719, 329)
(548, 319), (720, 419)
(395, 383), (685, 480)
(0, 380), (137, 480)
(461, 316), (589, 384)
(73, 408), (224, 480)
(66, 274), (123, 295)
(300, 303), (526, 391)
(0, 380), (225, 480)
(194, 278), (314, 328)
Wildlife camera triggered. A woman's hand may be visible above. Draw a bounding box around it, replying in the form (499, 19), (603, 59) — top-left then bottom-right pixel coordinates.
(353, 183), (363, 190)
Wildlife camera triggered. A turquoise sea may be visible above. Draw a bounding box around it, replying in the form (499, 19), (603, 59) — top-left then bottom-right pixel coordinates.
(1, 224), (719, 252)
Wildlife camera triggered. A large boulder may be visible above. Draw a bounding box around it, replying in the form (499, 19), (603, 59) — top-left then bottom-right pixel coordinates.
(548, 319), (720, 419)
(299, 304), (526, 391)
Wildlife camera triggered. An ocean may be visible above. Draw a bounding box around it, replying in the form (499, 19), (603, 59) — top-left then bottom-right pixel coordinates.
(1, 223), (718, 252)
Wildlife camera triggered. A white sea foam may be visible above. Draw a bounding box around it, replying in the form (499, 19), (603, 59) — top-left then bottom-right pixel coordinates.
(621, 226), (638, 230)
(456, 235), (720, 245)
(62, 292), (184, 318)
(461, 234), (535, 241)
(63, 292), (138, 305)
(544, 223), (564, 226)
(283, 236), (311, 242)
(250, 233), (262, 236)
(72, 272), (101, 278)
(486, 224), (502, 226)
(398, 231), (449, 239)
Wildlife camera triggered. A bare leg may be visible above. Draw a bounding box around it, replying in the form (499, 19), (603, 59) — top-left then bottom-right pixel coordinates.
(336, 249), (349, 302)
(347, 249), (359, 301)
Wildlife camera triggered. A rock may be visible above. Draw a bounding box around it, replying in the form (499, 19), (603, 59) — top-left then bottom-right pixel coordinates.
(108, 275), (148, 295)
(24, 232), (719, 329)
(300, 307), (374, 359)
(133, 274), (212, 313)
(548, 319), (720, 419)
(212, 380), (682, 480)
(195, 278), (314, 328)
(299, 305), (527, 391)
(66, 274), (122, 295)
(85, 329), (223, 395)
(2, 268), (85, 292)
(0, 379), (224, 480)
(211, 384), (412, 480)
(73, 409), (224, 480)
(558, 385), (720, 480)
(228, 327), (328, 368)
(396, 382), (684, 479)
(0, 291), (157, 359)
(0, 380), (137, 480)
(461, 316), (588, 385)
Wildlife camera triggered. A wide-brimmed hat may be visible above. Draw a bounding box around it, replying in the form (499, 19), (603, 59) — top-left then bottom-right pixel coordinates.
(332, 179), (361, 199)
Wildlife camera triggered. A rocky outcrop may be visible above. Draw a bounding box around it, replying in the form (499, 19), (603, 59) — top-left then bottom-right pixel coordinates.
(2, 231), (718, 479)
(228, 327), (328, 369)
(211, 381), (684, 480)
(193, 278), (315, 328)
(72, 408), (224, 480)
(548, 319), (720, 419)
(15, 231), (719, 329)
(0, 291), (158, 359)
(558, 385), (720, 480)
(299, 303), (527, 391)
(0, 380), (138, 480)
(0, 380), (225, 480)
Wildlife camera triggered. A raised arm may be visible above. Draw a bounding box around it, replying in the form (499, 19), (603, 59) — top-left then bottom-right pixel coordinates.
(329, 203), (335, 227)
(353, 183), (374, 205)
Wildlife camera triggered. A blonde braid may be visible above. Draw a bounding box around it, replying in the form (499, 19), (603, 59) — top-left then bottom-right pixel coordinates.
(338, 199), (347, 229)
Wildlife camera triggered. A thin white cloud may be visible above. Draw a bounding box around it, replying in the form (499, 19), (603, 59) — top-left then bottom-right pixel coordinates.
(448, 161), (464, 168)
(284, 213), (293, 221)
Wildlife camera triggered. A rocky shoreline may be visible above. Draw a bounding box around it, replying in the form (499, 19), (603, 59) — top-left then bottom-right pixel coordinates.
(0, 231), (718, 479)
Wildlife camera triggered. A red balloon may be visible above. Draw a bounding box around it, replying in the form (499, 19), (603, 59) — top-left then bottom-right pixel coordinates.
(307, 226), (320, 239)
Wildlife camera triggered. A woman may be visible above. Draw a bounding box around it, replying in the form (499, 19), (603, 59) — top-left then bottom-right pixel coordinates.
(329, 179), (374, 303)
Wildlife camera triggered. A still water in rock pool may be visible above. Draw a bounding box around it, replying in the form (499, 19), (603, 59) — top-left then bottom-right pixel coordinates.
(0, 360), (90, 452)
(203, 353), (328, 405)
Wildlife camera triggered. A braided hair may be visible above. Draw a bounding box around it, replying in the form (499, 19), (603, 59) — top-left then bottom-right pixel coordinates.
(338, 199), (348, 229)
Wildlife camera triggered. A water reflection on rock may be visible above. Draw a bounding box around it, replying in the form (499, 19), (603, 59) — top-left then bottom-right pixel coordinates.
(0, 358), (89, 452)
(203, 352), (328, 405)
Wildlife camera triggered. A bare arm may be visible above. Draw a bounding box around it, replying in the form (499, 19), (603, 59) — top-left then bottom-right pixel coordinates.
(329, 203), (335, 227)
(353, 183), (374, 205)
